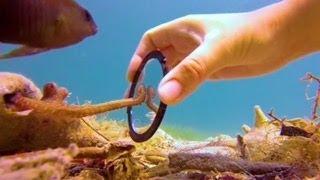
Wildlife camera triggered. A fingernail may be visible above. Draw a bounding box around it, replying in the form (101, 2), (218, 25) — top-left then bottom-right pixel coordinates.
(158, 80), (182, 103)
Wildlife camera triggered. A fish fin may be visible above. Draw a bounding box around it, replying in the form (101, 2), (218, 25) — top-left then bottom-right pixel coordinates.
(14, 109), (34, 116)
(0, 46), (50, 60)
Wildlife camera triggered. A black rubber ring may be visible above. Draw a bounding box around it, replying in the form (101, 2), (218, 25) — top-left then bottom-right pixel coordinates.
(127, 50), (168, 142)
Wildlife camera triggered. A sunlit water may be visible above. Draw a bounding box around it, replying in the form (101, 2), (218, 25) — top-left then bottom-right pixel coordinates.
(1, 0), (319, 138)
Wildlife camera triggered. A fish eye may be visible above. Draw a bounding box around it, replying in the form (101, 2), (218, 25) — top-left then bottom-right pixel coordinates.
(83, 9), (92, 22)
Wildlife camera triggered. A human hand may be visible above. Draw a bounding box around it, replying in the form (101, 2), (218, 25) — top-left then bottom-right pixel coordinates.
(127, 1), (320, 105)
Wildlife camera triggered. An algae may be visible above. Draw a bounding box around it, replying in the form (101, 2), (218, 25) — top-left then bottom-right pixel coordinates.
(1, 73), (320, 179)
(1, 109), (320, 179)
(160, 124), (208, 141)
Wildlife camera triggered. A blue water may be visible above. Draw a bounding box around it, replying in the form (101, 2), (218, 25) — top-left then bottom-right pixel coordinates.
(1, 0), (319, 136)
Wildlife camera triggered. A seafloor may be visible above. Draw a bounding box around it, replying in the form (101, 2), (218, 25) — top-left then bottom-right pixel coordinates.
(0, 73), (320, 179)
(1, 106), (320, 179)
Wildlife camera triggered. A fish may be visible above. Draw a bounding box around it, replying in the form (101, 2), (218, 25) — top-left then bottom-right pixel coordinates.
(0, 0), (97, 60)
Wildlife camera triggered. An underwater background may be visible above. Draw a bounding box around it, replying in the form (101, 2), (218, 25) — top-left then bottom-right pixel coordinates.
(1, 0), (320, 138)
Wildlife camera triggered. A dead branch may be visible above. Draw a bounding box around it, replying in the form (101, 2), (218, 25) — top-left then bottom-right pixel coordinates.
(303, 73), (320, 84)
(267, 109), (282, 121)
(302, 73), (320, 120)
(168, 152), (292, 175)
(237, 135), (247, 159)
(75, 140), (134, 159)
(313, 88), (320, 120)
(0, 144), (78, 179)
(280, 124), (313, 138)
(146, 87), (159, 112)
(0, 145), (78, 172)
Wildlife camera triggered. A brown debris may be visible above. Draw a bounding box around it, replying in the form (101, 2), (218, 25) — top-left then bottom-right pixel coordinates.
(1, 72), (320, 179)
(0, 144), (78, 179)
(168, 152), (292, 175)
(280, 124), (313, 138)
(75, 140), (135, 159)
(237, 135), (248, 159)
(0, 73), (147, 154)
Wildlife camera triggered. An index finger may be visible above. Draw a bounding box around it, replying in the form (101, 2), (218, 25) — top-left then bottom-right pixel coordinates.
(127, 23), (174, 82)
(127, 33), (157, 82)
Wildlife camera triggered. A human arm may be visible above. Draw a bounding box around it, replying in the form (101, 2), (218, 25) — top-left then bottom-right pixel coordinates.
(127, 0), (320, 105)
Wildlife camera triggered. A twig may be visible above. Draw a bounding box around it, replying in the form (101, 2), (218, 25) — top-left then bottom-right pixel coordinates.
(268, 109), (313, 138)
(302, 73), (320, 120)
(81, 118), (110, 141)
(267, 109), (282, 122)
(303, 73), (320, 84)
(146, 87), (158, 112)
(236, 135), (247, 159)
(312, 88), (320, 120)
(168, 152), (293, 175)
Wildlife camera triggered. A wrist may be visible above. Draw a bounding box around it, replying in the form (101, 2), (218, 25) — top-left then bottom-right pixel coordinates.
(250, 0), (320, 64)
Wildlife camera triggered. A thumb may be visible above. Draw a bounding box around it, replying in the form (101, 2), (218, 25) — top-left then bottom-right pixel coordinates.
(158, 36), (224, 105)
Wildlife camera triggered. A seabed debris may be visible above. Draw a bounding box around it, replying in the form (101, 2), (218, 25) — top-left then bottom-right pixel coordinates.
(0, 72), (320, 179)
